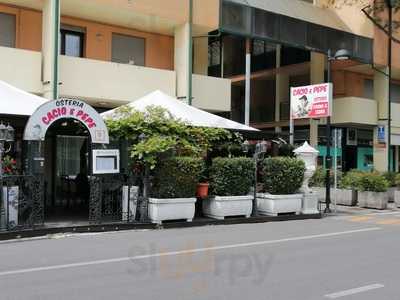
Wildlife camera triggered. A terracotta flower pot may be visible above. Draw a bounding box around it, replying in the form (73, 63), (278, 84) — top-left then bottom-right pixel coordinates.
(196, 183), (209, 199)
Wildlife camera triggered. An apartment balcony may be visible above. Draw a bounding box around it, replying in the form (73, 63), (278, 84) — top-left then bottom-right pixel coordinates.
(192, 74), (231, 112)
(0, 46), (42, 94)
(59, 55), (176, 106)
(0, 47), (231, 112)
(332, 97), (378, 126)
(60, 56), (231, 111)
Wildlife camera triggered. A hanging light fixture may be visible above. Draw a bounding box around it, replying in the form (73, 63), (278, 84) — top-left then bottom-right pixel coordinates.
(5, 124), (15, 142)
(0, 122), (7, 141)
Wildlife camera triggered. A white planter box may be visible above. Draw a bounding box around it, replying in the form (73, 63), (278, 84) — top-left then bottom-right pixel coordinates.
(395, 190), (400, 208)
(388, 187), (396, 202)
(312, 187), (357, 206)
(257, 193), (302, 216)
(358, 191), (388, 210)
(148, 197), (196, 224)
(302, 193), (319, 214)
(202, 195), (253, 220)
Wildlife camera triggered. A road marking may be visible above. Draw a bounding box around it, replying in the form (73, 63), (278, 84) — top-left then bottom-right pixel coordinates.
(325, 283), (384, 298)
(349, 216), (374, 222)
(376, 219), (400, 225)
(0, 227), (380, 278)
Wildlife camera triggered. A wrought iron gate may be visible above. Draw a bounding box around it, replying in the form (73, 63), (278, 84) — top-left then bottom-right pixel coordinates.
(0, 175), (45, 231)
(89, 174), (141, 224)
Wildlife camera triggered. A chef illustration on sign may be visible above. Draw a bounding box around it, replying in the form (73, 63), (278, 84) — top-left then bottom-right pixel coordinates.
(294, 95), (311, 118)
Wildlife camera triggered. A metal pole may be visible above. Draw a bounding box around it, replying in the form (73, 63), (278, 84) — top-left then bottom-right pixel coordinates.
(325, 49), (332, 213)
(245, 39), (251, 126)
(289, 92), (294, 145)
(333, 129), (338, 214)
(387, 2), (393, 171)
(188, 0), (193, 106)
(252, 153), (258, 217)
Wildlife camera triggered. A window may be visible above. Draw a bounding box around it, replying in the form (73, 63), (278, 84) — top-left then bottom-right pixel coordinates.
(251, 39), (276, 72)
(111, 33), (145, 66)
(0, 12), (16, 48)
(60, 24), (85, 57)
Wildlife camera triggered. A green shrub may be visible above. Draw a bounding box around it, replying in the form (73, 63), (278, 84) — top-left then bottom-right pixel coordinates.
(340, 170), (365, 190)
(309, 167), (325, 187)
(358, 173), (389, 192)
(151, 157), (205, 198)
(383, 171), (397, 187)
(262, 157), (305, 195)
(395, 173), (400, 187)
(209, 157), (255, 196)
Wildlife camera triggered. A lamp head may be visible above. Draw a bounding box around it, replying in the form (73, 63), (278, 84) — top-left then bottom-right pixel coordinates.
(334, 49), (351, 61)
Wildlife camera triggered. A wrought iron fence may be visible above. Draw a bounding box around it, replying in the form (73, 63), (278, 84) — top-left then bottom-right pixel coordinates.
(0, 175), (44, 231)
(89, 174), (141, 224)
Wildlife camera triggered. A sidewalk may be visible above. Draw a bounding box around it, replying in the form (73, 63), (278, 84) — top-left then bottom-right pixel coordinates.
(321, 202), (400, 216)
(0, 213), (322, 241)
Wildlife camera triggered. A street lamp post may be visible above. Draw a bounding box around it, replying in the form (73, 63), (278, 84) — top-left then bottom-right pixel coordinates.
(325, 49), (350, 213)
(386, 0), (394, 172)
(243, 140), (267, 217)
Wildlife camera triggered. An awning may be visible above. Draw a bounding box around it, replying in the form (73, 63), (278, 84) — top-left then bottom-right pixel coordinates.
(102, 90), (259, 132)
(0, 80), (47, 116)
(229, 0), (352, 34)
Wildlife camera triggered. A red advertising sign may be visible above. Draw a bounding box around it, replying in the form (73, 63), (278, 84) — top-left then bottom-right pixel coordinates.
(290, 83), (332, 119)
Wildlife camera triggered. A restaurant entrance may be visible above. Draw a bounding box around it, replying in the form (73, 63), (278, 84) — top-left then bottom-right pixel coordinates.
(44, 118), (90, 222)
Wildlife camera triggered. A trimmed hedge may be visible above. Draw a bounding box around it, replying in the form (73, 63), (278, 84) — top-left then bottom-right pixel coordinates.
(262, 157), (305, 195)
(151, 157), (205, 198)
(209, 157), (255, 196)
(358, 173), (389, 192)
(340, 170), (365, 190)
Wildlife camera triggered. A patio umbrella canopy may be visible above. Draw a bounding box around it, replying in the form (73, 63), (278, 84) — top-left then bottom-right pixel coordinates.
(0, 80), (47, 116)
(101, 90), (258, 132)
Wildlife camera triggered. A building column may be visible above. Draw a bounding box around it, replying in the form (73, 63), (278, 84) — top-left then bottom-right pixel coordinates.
(42, 0), (60, 100)
(373, 67), (390, 172)
(174, 23), (190, 103)
(244, 38), (251, 126)
(309, 52), (325, 147)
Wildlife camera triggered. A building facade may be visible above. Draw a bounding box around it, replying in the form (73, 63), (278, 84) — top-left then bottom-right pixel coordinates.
(208, 0), (400, 173)
(0, 0), (399, 175)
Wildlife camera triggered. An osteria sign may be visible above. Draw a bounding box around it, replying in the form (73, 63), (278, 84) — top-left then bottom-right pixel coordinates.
(290, 83), (332, 120)
(24, 98), (109, 144)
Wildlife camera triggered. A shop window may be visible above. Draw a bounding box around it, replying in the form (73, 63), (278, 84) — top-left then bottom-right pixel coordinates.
(111, 33), (145, 66)
(391, 83), (400, 103)
(280, 46), (310, 66)
(222, 35), (245, 77)
(251, 39), (276, 72)
(363, 79), (374, 99)
(221, 1), (252, 35)
(60, 24), (85, 57)
(0, 12), (16, 48)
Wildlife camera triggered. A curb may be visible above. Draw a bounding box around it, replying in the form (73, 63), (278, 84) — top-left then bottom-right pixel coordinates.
(0, 213), (322, 241)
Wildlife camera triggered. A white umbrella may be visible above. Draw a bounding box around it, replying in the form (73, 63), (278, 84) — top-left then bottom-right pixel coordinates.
(101, 90), (258, 131)
(0, 80), (47, 116)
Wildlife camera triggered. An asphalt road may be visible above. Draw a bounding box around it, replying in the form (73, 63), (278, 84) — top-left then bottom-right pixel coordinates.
(1, 212), (400, 300)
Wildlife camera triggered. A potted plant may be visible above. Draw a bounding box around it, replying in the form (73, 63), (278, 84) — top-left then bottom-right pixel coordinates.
(357, 172), (389, 209)
(383, 171), (397, 202)
(202, 157), (254, 219)
(257, 157), (305, 216)
(148, 157), (205, 224)
(196, 168), (209, 199)
(336, 170), (361, 206)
